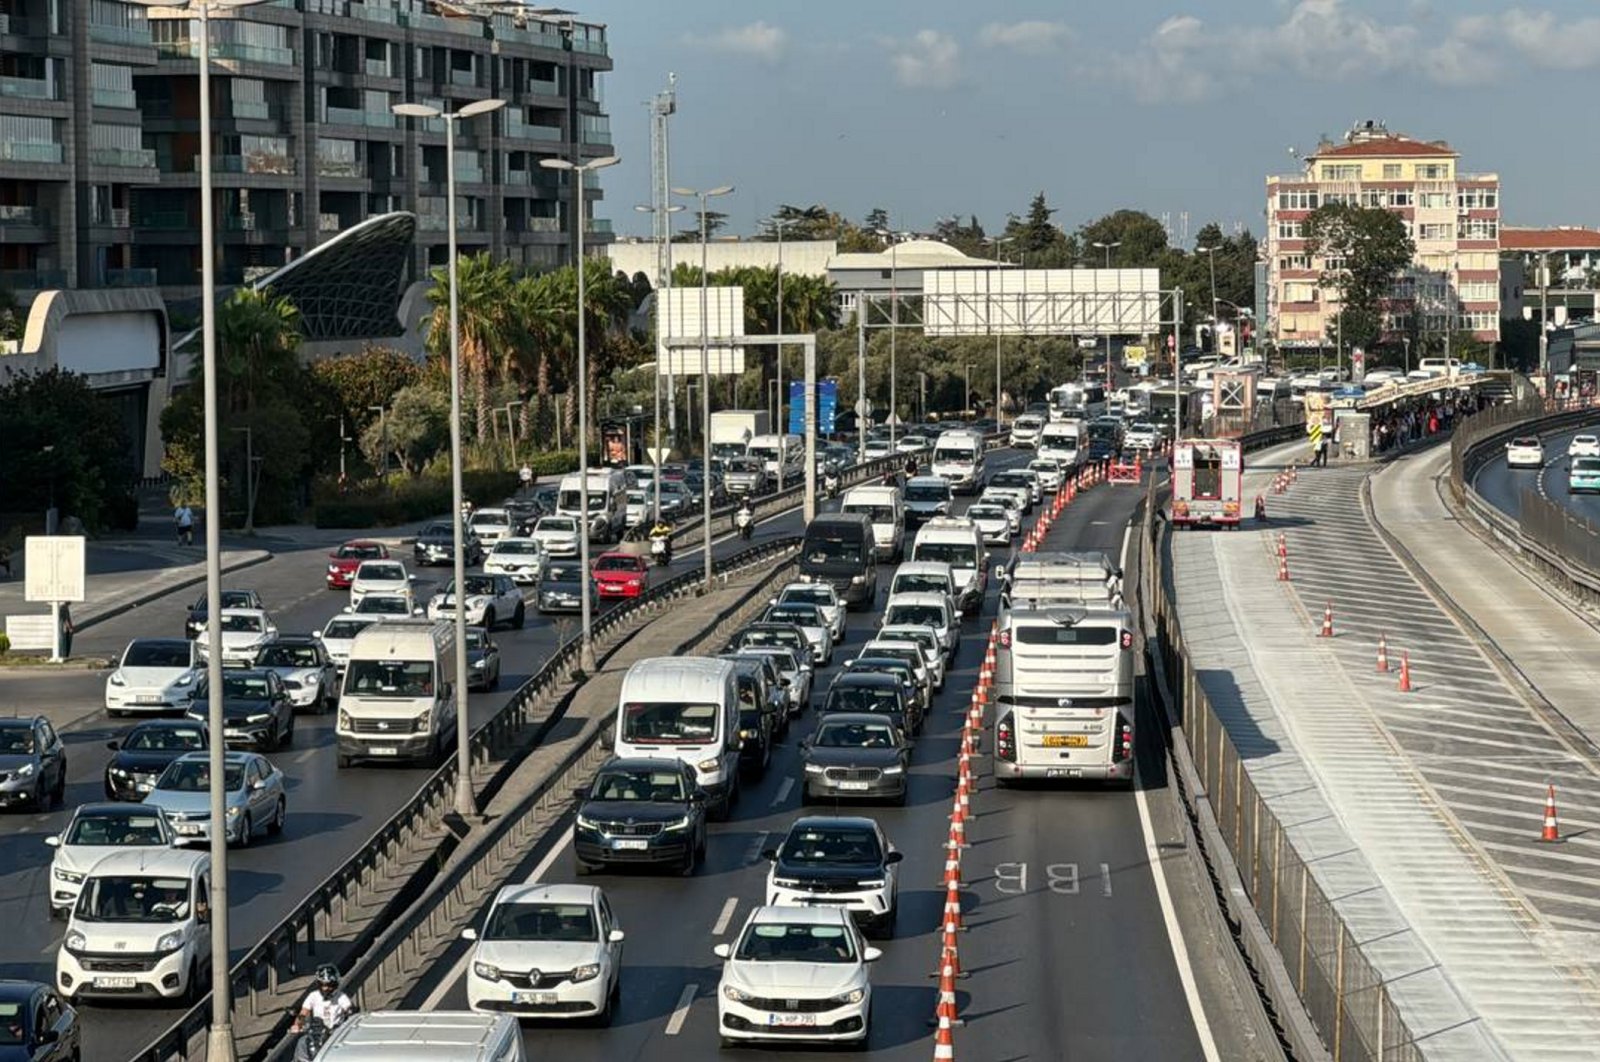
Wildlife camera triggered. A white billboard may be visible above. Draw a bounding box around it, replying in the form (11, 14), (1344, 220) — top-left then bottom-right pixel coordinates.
(660, 286), (746, 376)
(25, 536), (86, 603)
(924, 268), (1162, 337)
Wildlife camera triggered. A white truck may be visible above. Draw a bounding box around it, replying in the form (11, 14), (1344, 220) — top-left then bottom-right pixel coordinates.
(558, 468), (627, 543)
(336, 619), (458, 768)
(747, 432), (804, 481)
(931, 430), (986, 494)
(710, 410), (771, 462)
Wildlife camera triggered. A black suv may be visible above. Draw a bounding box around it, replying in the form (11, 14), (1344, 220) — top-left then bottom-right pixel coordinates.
(414, 521), (483, 567)
(185, 669), (294, 750)
(574, 757), (708, 876)
(185, 588), (264, 638)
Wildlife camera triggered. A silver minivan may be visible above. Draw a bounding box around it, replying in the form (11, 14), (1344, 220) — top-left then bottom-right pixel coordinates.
(314, 1012), (525, 1062)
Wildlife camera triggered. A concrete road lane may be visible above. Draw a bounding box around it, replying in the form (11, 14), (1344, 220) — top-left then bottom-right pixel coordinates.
(402, 464), (1219, 1061)
(1472, 420), (1600, 525)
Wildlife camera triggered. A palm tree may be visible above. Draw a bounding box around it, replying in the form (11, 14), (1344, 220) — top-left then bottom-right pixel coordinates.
(424, 252), (515, 442)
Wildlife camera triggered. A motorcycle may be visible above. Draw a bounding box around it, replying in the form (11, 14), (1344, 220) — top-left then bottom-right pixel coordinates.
(650, 534), (672, 567)
(735, 507), (754, 541)
(293, 1016), (330, 1062)
(823, 472), (840, 499)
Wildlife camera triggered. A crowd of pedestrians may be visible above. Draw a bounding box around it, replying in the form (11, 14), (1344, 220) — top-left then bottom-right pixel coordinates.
(1367, 390), (1493, 455)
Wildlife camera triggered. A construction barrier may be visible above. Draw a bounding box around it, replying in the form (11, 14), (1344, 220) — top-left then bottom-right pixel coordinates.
(1107, 459), (1141, 485)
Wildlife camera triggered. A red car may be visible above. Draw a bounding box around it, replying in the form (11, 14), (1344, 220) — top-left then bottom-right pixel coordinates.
(326, 540), (389, 589)
(592, 552), (650, 599)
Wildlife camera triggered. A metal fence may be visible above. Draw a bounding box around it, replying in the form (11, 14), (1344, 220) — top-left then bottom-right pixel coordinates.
(1145, 424), (1419, 1062)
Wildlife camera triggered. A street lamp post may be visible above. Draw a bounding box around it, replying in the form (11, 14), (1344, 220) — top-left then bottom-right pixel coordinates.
(775, 217), (787, 492)
(1093, 240), (1121, 391)
(543, 154), (622, 668)
(986, 235), (1013, 427)
(128, 2), (272, 1056)
(633, 202), (683, 522)
(672, 184), (736, 593)
(393, 96), (506, 817)
(964, 363), (972, 417)
(875, 228), (901, 447)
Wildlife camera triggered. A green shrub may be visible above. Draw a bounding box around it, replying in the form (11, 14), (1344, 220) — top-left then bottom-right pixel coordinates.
(103, 493), (140, 532)
(311, 450), (581, 528)
(0, 632), (11, 656)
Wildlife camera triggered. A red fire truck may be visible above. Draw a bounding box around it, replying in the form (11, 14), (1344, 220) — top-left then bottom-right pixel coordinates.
(1171, 439), (1243, 529)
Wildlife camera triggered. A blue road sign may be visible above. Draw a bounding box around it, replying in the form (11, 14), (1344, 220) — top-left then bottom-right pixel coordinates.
(789, 380), (839, 435)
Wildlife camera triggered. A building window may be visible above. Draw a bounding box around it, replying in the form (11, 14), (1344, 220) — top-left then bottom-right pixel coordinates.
(1461, 311), (1497, 332)
(1418, 222), (1452, 241)
(1416, 163), (1451, 180)
(1276, 189), (1318, 211)
(1276, 220), (1302, 240)
(1284, 282), (1318, 304)
(1382, 163), (1402, 179)
(1459, 281), (1496, 302)
(316, 137), (359, 178)
(1458, 189), (1498, 210)
(1389, 189), (1413, 207)
(1458, 218), (1498, 240)
(91, 62), (136, 109)
(1419, 191), (1452, 209)
(1322, 192), (1355, 206)
(1320, 164), (1361, 181)
(1278, 254), (1310, 271)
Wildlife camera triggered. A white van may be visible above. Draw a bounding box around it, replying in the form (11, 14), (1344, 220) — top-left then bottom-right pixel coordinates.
(931, 430), (986, 494)
(314, 1012), (525, 1062)
(336, 620), (458, 768)
(558, 468), (627, 543)
(1037, 422), (1082, 469)
(614, 658), (742, 818)
(747, 433), (803, 481)
(840, 485), (905, 562)
(910, 516), (986, 614)
(56, 848), (212, 1004)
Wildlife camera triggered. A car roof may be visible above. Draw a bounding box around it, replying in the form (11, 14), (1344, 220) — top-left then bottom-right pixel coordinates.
(128, 718), (205, 731)
(813, 711), (900, 727)
(71, 801), (160, 819)
(341, 539), (385, 548)
(885, 592), (951, 608)
(128, 637), (194, 649)
(173, 749), (256, 764)
(600, 755), (691, 773)
(493, 882), (600, 907)
(747, 903), (853, 927)
(81, 847), (207, 877)
(0, 980), (43, 1005)
(789, 814), (879, 832)
(270, 635), (319, 647)
(832, 670), (900, 686)
(0, 716), (39, 729)
(218, 607), (268, 617)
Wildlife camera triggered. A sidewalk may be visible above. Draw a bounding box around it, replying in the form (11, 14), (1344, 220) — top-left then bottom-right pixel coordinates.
(1169, 452), (1600, 1060)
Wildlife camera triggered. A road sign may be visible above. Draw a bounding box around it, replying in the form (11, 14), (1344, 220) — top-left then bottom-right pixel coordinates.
(25, 536), (85, 603)
(789, 380), (839, 435)
(646, 447), (671, 465)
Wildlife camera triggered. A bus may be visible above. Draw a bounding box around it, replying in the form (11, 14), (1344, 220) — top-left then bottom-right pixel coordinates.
(991, 605), (1135, 786)
(1047, 383), (1107, 422)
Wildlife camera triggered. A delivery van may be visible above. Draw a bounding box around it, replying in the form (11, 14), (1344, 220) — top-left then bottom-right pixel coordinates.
(614, 657), (742, 818)
(840, 485), (905, 562)
(336, 619), (458, 768)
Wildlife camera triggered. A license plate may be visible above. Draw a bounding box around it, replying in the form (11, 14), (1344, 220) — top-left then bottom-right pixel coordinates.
(94, 976), (137, 989)
(133, 695), (163, 705)
(1043, 735), (1089, 748)
(176, 824), (202, 835)
(512, 991), (558, 1005)
(368, 746), (399, 756)
(768, 1014), (817, 1027)
(604, 584), (623, 592)
(1046, 767), (1084, 779)
(836, 781), (870, 791)
(612, 838), (649, 850)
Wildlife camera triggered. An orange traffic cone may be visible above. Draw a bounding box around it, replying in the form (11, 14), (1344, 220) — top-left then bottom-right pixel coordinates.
(933, 1013), (956, 1059)
(1319, 602), (1334, 638)
(1290, 463), (1298, 484)
(1377, 633), (1390, 673)
(942, 880), (964, 930)
(1277, 533), (1287, 558)
(942, 851), (963, 887)
(1397, 651), (1412, 692)
(1540, 785), (1562, 843)
(1278, 555), (1290, 581)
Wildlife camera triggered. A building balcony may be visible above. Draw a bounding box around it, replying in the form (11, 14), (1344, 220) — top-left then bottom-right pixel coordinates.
(193, 154), (297, 176)
(524, 77), (561, 97)
(229, 100), (272, 120)
(0, 204), (49, 228)
(345, 2), (400, 25)
(157, 39), (295, 66)
(409, 12), (485, 37)
(0, 13), (41, 37)
(496, 25), (565, 51)
(94, 208), (132, 228)
(90, 22), (153, 47)
(0, 74), (59, 101)
(318, 212), (344, 232)
(417, 214), (447, 232)
(0, 267), (67, 290)
(93, 87), (139, 109)
(324, 105), (396, 128)
(135, 209), (190, 230)
(506, 122), (562, 143)
(448, 68), (482, 88)
(585, 218), (612, 234)
(316, 159), (363, 179)
(91, 147), (158, 169)
(105, 267), (158, 288)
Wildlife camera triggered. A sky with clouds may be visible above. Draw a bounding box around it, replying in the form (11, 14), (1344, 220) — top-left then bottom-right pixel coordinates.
(576, 0), (1600, 245)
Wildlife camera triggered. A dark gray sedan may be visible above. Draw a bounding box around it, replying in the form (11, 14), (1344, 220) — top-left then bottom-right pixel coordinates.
(0, 717), (67, 812)
(799, 713), (911, 806)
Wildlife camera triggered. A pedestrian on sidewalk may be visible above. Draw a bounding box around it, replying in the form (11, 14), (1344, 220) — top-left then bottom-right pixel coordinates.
(58, 603), (73, 659)
(174, 503), (195, 546)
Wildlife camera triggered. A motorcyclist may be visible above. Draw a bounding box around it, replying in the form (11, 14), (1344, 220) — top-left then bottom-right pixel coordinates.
(292, 964), (355, 1060)
(649, 518), (674, 564)
(734, 496), (755, 538)
(904, 455), (919, 478)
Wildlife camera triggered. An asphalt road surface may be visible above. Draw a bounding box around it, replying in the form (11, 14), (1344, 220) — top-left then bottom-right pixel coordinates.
(1472, 421), (1600, 526)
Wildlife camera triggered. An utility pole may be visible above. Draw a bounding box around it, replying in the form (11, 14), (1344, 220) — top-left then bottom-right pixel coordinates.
(650, 75), (678, 443)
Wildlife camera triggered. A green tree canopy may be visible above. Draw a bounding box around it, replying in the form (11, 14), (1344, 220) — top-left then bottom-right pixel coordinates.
(1303, 202), (1415, 349)
(0, 368), (133, 531)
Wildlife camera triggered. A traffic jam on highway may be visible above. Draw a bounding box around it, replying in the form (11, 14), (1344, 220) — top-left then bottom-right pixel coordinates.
(4, 388), (1199, 1060)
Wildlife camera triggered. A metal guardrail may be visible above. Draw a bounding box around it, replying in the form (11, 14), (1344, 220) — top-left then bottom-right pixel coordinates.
(1146, 422), (1421, 1062)
(130, 535), (805, 1062)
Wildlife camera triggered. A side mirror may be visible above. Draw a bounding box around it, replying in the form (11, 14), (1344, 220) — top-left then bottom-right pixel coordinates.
(761, 846), (779, 862)
(106, 740), (120, 751)
(797, 741), (811, 754)
(863, 946), (884, 963)
(712, 943), (732, 960)
(572, 785), (590, 801)
(884, 851), (905, 865)
(251, 779), (267, 791)
(37, 1028), (59, 1045)
(44, 834), (61, 848)
(196, 902), (210, 924)
(600, 730), (614, 750)
(342, 606), (353, 613)
(412, 607), (424, 616)
(689, 791), (707, 805)
(460, 927), (479, 941)
(310, 630), (321, 640)
(608, 929), (626, 944)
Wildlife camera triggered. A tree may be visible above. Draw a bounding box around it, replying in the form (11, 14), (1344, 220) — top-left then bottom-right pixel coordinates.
(1302, 202), (1414, 348)
(862, 207), (890, 235)
(307, 345), (422, 435)
(1077, 210), (1169, 267)
(423, 252), (516, 443)
(675, 210), (727, 241)
(932, 215), (988, 258)
(0, 368), (132, 530)
(756, 204), (845, 243)
(0, 287), (22, 344)
(360, 382), (451, 474)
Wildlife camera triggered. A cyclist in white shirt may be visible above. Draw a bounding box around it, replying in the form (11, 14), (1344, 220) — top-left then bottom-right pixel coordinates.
(292, 964), (355, 1058)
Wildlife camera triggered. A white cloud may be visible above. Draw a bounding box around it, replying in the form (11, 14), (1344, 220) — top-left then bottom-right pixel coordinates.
(888, 29), (962, 89)
(978, 20), (1074, 55)
(1493, 8), (1600, 69)
(686, 21), (788, 63)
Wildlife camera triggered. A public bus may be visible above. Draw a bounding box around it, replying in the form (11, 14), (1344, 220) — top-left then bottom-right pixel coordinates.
(1047, 383), (1107, 422)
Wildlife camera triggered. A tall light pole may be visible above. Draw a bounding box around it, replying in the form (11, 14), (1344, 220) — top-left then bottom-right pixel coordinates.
(1093, 240), (1121, 391)
(875, 227), (901, 445)
(986, 235), (1013, 427)
(774, 217), (788, 491)
(544, 154), (622, 668)
(393, 96), (505, 817)
(634, 202), (683, 522)
(673, 184), (735, 592)
(129, 3), (270, 1056)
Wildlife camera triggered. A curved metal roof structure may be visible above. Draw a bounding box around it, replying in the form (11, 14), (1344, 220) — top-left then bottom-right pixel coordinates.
(253, 212), (417, 341)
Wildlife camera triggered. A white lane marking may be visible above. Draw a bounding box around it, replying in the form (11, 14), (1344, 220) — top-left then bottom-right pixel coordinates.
(712, 897), (739, 936)
(743, 831), (769, 865)
(421, 826), (574, 1011)
(771, 777), (794, 808)
(664, 982), (699, 1036)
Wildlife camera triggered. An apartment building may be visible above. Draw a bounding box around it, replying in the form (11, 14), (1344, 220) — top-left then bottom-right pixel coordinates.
(1265, 121), (1501, 352)
(0, 0), (612, 302)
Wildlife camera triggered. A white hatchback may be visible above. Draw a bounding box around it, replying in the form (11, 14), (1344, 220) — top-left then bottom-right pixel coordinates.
(105, 639), (201, 715)
(349, 559), (412, 606)
(715, 905), (878, 1046)
(463, 883), (625, 1023)
(1506, 436), (1545, 469)
(1568, 434), (1600, 459)
(774, 583), (846, 642)
(483, 538), (547, 584)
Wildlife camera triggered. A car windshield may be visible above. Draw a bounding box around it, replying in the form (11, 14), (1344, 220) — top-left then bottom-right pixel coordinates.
(494, 541), (542, 555)
(893, 574), (949, 596)
(210, 591), (254, 609)
(75, 876), (191, 923)
(444, 576), (496, 596)
(736, 922), (857, 964)
(422, 523), (452, 539)
(887, 604), (945, 628)
(257, 645), (320, 668)
(0, 1003), (23, 1044)
(814, 721), (897, 748)
(768, 606), (818, 625)
(471, 511), (509, 526)
(345, 660), (433, 697)
(159, 761), (243, 792)
(323, 619), (372, 640)
(844, 504), (896, 522)
(591, 767), (687, 802)
(620, 702), (719, 744)
(728, 458), (762, 472)
(782, 825), (883, 865)
(804, 536), (864, 563)
(221, 675), (271, 699)
(124, 642), (192, 668)
(543, 566), (582, 586)
(360, 564), (404, 582)
(1512, 438), (1539, 448)
(868, 646), (921, 670)
(780, 587), (832, 607)
(465, 629), (489, 650)
(124, 726), (205, 752)
(595, 556), (638, 572)
(828, 685), (900, 713)
(482, 901), (597, 942)
(1574, 458), (1600, 472)
(66, 812), (168, 846)
(356, 597), (408, 614)
(905, 484), (950, 501)
(969, 506), (1006, 520)
(994, 474), (1030, 488)
(538, 518), (578, 534)
(885, 629), (937, 653)
(558, 490), (607, 512)
(915, 542), (977, 568)
(219, 614), (263, 633)
(336, 544), (384, 560)
(737, 629), (803, 651)
(0, 727), (36, 754)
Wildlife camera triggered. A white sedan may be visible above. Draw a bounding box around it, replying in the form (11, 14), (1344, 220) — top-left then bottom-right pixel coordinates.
(197, 608), (277, 667)
(966, 503), (1012, 545)
(774, 583), (846, 642)
(463, 883), (625, 1022)
(428, 574), (526, 630)
(105, 638), (201, 715)
(349, 559), (413, 606)
(1568, 434), (1600, 459)
(715, 905), (878, 1047)
(762, 602), (834, 666)
(483, 537), (547, 584)
(1506, 436), (1546, 469)
(1028, 459), (1064, 492)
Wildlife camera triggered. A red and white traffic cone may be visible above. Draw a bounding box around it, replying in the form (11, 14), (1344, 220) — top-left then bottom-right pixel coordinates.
(1397, 651), (1412, 692)
(1277, 532), (1287, 558)
(1540, 784), (1562, 843)
(942, 851), (963, 888)
(1377, 633), (1390, 673)
(1290, 463), (1298, 484)
(1319, 602), (1334, 638)
(942, 879), (964, 931)
(1278, 555), (1290, 581)
(933, 1013), (956, 1058)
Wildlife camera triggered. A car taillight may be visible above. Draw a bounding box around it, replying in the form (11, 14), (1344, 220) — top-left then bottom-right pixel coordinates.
(999, 629), (1011, 648)
(1120, 630), (1133, 650)
(1114, 721), (1134, 762)
(995, 716), (1017, 762)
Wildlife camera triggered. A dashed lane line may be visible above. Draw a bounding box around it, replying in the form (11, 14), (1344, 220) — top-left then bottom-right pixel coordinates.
(770, 777), (793, 808)
(712, 897), (739, 936)
(663, 983), (699, 1036)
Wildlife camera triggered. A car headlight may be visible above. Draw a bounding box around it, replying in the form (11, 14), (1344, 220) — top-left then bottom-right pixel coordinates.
(110, 766), (129, 777)
(226, 805), (242, 818)
(739, 729), (758, 741)
(662, 815), (692, 832)
(723, 985), (754, 1002)
(155, 931), (184, 953)
(570, 963), (601, 983)
(575, 814), (598, 831)
(54, 867), (84, 884)
(831, 988), (867, 1005)
(850, 575), (865, 584)
(471, 659), (485, 669)
(246, 713), (271, 724)
(696, 757), (722, 772)
(328, 564), (340, 574)
(415, 709), (431, 731)
(882, 765), (904, 775)
(857, 879), (885, 888)
(109, 672), (126, 687)
(473, 961), (501, 982)
(339, 710), (352, 730)
(65, 930), (86, 951)
(175, 672), (196, 686)
(803, 763), (824, 774)
(15, 763), (34, 778)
